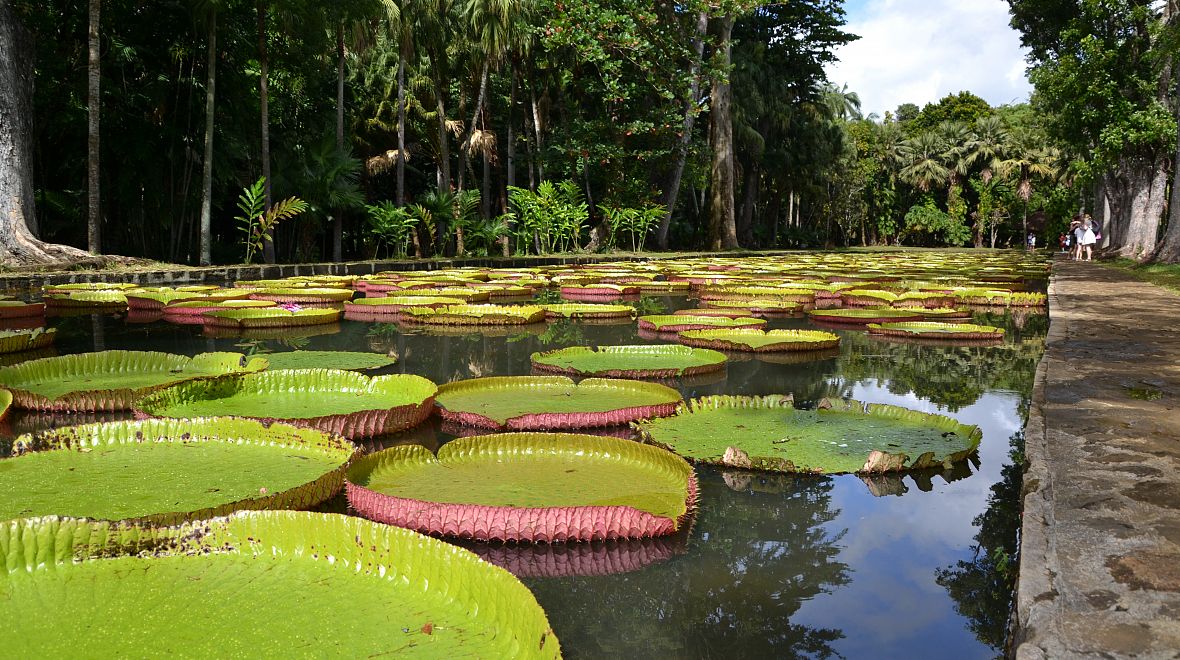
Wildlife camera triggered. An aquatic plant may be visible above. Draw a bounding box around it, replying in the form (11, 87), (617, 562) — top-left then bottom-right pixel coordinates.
(347, 433), (697, 542)
(202, 307), (343, 328)
(261, 350), (396, 371)
(531, 345), (727, 379)
(637, 315), (766, 333)
(676, 328), (840, 353)
(636, 396), (983, 474)
(867, 322), (1004, 340)
(0, 350), (267, 411)
(0, 328), (55, 355)
(539, 303), (636, 320)
(401, 304), (546, 326)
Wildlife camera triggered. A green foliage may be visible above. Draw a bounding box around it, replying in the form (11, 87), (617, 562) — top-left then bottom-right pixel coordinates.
(235, 178), (309, 264)
(909, 92), (994, 134)
(903, 198), (970, 246)
(365, 201), (417, 257)
(603, 204), (665, 251)
(508, 181), (588, 254)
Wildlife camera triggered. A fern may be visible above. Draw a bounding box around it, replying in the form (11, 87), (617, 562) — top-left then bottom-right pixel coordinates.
(235, 176), (308, 263)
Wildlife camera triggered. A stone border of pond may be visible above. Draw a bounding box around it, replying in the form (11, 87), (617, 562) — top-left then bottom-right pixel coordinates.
(1012, 259), (1180, 659)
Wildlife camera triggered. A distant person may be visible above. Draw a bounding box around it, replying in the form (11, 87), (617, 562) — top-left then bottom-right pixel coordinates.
(1077, 218), (1096, 261)
(1059, 232), (1070, 253)
(1027, 232), (1037, 250)
(1071, 218), (1084, 260)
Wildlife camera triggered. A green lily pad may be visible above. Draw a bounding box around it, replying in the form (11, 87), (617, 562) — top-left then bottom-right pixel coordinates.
(435, 376), (682, 429)
(202, 307), (343, 328)
(401, 304), (546, 325)
(262, 350), (397, 371)
(867, 321), (1004, 340)
(638, 315), (766, 332)
(807, 307), (927, 324)
(0, 328), (55, 355)
(0, 389), (11, 422)
(347, 433), (696, 542)
(676, 328), (840, 352)
(125, 289), (207, 309)
(344, 296), (465, 314)
(701, 299), (802, 313)
(42, 290), (128, 307)
(540, 303), (636, 320)
(134, 369), (436, 438)
(636, 395), (982, 474)
(0, 512), (561, 659)
(0, 350), (268, 411)
(250, 287), (355, 303)
(531, 345), (727, 379)
(391, 287), (492, 302)
(0, 417), (356, 523)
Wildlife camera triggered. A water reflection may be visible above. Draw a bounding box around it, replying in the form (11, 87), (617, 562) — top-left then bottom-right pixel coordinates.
(523, 467), (849, 659)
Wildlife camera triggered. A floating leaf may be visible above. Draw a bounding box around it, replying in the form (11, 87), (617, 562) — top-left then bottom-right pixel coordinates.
(636, 396), (982, 474)
(676, 328), (839, 352)
(135, 369), (436, 439)
(401, 304), (546, 326)
(0, 417), (356, 523)
(867, 321), (1004, 340)
(807, 308), (927, 324)
(0, 350), (268, 411)
(347, 432), (697, 542)
(262, 350), (397, 371)
(0, 512), (561, 659)
(540, 303), (636, 320)
(435, 376), (682, 429)
(202, 307), (343, 328)
(0, 301), (46, 319)
(638, 315), (765, 332)
(0, 328), (55, 355)
(531, 345), (727, 379)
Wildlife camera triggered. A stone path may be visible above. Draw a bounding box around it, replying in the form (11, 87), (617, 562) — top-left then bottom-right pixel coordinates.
(1015, 259), (1180, 658)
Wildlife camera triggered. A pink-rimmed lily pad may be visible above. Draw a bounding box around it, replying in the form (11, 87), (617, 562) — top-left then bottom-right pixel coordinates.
(435, 376), (682, 430)
(0, 301), (46, 319)
(807, 307), (927, 324)
(202, 307), (342, 328)
(1, 417), (356, 523)
(676, 328), (839, 353)
(344, 296), (465, 315)
(638, 314), (765, 333)
(540, 303), (636, 320)
(400, 304), (546, 326)
(346, 432), (697, 542)
(134, 369), (436, 439)
(0, 512), (561, 659)
(866, 321), (1004, 341)
(0, 328), (55, 355)
(249, 287), (355, 304)
(531, 345), (727, 379)
(0, 350), (268, 412)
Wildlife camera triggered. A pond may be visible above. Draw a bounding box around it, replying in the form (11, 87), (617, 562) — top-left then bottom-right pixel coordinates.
(3, 274), (1045, 658)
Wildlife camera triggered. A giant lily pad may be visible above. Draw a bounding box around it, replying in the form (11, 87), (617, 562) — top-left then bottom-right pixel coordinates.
(540, 303), (636, 320)
(42, 290), (127, 308)
(0, 417), (356, 523)
(347, 433), (697, 542)
(0, 328), (55, 355)
(466, 534), (689, 578)
(676, 328), (839, 352)
(344, 296), (465, 314)
(162, 299), (276, 318)
(531, 345), (727, 379)
(435, 376), (682, 429)
(202, 307), (343, 328)
(0, 512), (561, 659)
(262, 350), (397, 371)
(0, 350), (268, 411)
(636, 395), (982, 474)
(401, 304), (546, 325)
(135, 370), (436, 439)
(0, 301), (45, 318)
(637, 315), (766, 332)
(0, 389), (11, 422)
(807, 307), (927, 324)
(250, 287), (355, 303)
(866, 321), (1004, 340)
(124, 288), (207, 310)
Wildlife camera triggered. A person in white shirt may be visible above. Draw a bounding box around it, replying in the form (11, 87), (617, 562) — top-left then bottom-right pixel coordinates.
(1077, 218), (1096, 261)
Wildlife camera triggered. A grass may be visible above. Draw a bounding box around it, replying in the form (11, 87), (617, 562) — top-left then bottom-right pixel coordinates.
(1104, 258), (1180, 294)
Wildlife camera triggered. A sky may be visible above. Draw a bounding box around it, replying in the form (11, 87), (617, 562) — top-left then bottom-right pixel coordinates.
(823, 0), (1035, 118)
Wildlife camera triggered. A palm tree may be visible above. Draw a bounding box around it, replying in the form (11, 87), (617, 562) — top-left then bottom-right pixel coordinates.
(820, 82), (862, 121)
(996, 129), (1059, 239)
(968, 115), (1008, 184)
(898, 131), (950, 194)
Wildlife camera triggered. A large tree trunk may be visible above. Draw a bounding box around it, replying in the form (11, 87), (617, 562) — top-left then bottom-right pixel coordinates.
(657, 10), (708, 250)
(198, 9), (217, 266)
(0, 2), (97, 267)
(1115, 159), (1163, 259)
(434, 70), (452, 193)
(737, 159), (758, 246)
(87, 0), (102, 254)
(332, 21), (345, 262)
(1152, 58), (1180, 262)
(459, 60), (490, 193)
(257, 2), (275, 263)
(708, 15), (739, 251)
(529, 74), (544, 184)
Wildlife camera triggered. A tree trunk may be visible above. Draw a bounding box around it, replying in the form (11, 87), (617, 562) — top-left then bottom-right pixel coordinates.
(434, 71), (452, 193)
(332, 21), (344, 262)
(657, 10), (708, 250)
(529, 78), (544, 184)
(1152, 59), (1180, 262)
(0, 2), (97, 267)
(87, 0), (102, 254)
(1117, 159), (1163, 260)
(257, 2), (275, 263)
(459, 60), (490, 193)
(396, 44), (406, 206)
(506, 64), (516, 191)
(737, 159), (758, 246)
(198, 9), (217, 266)
(708, 15), (739, 251)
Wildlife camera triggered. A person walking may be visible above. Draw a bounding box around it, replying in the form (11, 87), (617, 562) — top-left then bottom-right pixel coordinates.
(1077, 217), (1096, 261)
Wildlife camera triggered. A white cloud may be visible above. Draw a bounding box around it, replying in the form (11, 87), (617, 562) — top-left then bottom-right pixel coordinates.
(824, 0), (1034, 117)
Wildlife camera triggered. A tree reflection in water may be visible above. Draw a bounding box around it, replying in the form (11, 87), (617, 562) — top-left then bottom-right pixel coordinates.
(522, 467), (850, 659)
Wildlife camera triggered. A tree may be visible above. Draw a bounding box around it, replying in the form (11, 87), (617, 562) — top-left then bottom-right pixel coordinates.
(996, 128), (1058, 240)
(708, 14), (739, 250)
(0, 1), (98, 267)
(898, 131), (949, 193)
(87, 0), (101, 254)
(196, 0), (220, 266)
(909, 91), (993, 133)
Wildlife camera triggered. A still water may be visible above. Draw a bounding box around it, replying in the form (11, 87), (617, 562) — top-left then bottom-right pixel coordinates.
(3, 295), (1045, 659)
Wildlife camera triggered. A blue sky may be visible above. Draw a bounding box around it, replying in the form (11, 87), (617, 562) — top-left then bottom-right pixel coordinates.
(823, 0), (1034, 117)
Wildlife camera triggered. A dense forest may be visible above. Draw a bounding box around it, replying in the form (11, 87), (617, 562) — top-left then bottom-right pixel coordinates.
(0, 0), (1177, 267)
